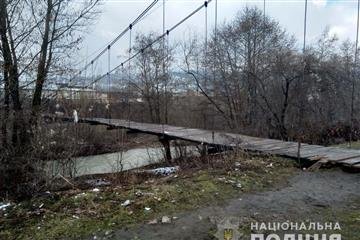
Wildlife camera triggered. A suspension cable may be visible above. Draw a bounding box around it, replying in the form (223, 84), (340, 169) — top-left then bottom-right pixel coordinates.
(297, 0), (308, 161)
(166, 31), (170, 124)
(162, 0), (166, 133)
(84, 0), (212, 89)
(263, 0), (266, 21)
(262, 0), (266, 61)
(213, 0), (218, 98)
(204, 1), (208, 94)
(45, 0), (213, 105)
(350, 0), (360, 146)
(91, 60), (94, 119)
(356, 0), (360, 62)
(213, 0), (218, 136)
(205, 1), (208, 47)
(107, 45), (111, 123)
(43, 0), (160, 104)
(128, 25), (132, 128)
(67, 0), (160, 88)
(303, 0), (308, 54)
(215, 0), (218, 40)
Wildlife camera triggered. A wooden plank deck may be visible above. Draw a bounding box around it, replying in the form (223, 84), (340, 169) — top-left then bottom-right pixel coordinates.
(53, 116), (360, 169)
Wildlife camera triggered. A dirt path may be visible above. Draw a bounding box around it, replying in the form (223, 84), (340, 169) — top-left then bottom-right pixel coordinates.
(109, 170), (360, 240)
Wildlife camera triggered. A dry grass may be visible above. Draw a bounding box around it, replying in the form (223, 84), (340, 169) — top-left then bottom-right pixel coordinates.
(0, 152), (297, 240)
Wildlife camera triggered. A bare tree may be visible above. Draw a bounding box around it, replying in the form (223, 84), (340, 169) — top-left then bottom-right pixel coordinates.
(132, 33), (174, 124)
(0, 0), (99, 197)
(0, 0), (99, 145)
(31, 0), (100, 118)
(182, 7), (300, 138)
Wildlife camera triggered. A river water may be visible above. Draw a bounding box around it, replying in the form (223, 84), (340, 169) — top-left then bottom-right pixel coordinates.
(49, 146), (197, 177)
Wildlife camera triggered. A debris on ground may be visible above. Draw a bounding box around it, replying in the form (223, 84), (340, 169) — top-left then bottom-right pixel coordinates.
(307, 159), (329, 171)
(135, 190), (143, 197)
(154, 196), (162, 201)
(146, 166), (180, 176)
(0, 203), (11, 211)
(266, 163), (273, 168)
(92, 188), (100, 192)
(148, 219), (158, 225)
(217, 177), (243, 189)
(161, 216), (171, 224)
(144, 207), (151, 211)
(74, 192), (87, 199)
(121, 200), (131, 207)
(85, 179), (111, 187)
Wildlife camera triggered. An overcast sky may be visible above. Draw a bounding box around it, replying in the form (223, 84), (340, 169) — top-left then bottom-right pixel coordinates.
(77, 0), (359, 76)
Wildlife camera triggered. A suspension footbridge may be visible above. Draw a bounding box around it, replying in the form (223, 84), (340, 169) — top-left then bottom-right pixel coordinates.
(38, 0), (360, 171)
(46, 115), (360, 170)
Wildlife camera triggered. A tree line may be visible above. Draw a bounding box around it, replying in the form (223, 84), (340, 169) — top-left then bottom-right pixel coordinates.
(127, 7), (359, 145)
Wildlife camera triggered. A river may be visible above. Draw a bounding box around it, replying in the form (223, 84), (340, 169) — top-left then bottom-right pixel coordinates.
(49, 146), (197, 177)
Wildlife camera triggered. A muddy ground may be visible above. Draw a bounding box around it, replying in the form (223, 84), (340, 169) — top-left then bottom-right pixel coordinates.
(110, 170), (360, 240)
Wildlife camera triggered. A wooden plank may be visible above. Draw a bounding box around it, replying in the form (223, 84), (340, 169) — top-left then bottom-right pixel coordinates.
(353, 164), (360, 168)
(170, 130), (209, 138)
(261, 143), (304, 154)
(226, 133), (264, 144)
(190, 135), (237, 145)
(324, 152), (360, 162)
(297, 147), (360, 162)
(251, 144), (297, 153)
(243, 139), (280, 146)
(339, 158), (360, 165)
(237, 140), (283, 150)
(53, 116), (360, 169)
(274, 145), (327, 158)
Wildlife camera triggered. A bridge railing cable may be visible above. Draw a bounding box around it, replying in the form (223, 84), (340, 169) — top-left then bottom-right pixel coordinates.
(349, 0), (360, 147)
(44, 0), (213, 113)
(296, 0), (308, 162)
(49, 0), (213, 100)
(44, 0), (160, 102)
(66, 0), (160, 87)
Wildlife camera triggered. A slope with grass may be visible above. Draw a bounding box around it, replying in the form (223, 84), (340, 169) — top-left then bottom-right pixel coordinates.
(0, 153), (296, 240)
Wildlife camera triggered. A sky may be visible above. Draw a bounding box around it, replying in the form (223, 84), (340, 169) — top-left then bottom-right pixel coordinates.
(77, 0), (360, 77)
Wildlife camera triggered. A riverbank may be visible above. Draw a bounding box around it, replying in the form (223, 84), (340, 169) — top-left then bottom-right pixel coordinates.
(34, 123), (162, 161)
(0, 152), (297, 239)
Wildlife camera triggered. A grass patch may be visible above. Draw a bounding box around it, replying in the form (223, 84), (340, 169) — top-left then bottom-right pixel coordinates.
(0, 153), (297, 240)
(321, 199), (360, 240)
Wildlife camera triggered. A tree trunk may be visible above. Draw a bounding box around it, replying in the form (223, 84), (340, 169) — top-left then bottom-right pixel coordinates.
(31, 0), (52, 121)
(0, 0), (24, 146)
(1, 67), (9, 147)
